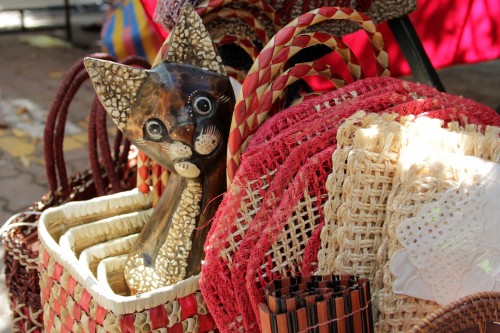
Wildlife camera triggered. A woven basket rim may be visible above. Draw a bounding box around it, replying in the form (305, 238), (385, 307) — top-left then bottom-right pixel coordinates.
(38, 188), (201, 315)
(408, 291), (500, 332)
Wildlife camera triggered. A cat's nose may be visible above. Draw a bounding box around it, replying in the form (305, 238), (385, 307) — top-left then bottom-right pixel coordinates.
(170, 124), (195, 145)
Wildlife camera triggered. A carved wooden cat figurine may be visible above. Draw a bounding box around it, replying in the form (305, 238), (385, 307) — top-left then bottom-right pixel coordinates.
(84, 6), (235, 293)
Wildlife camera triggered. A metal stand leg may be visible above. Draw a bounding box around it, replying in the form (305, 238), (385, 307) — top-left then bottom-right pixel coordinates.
(388, 15), (445, 92)
(64, 0), (72, 42)
(20, 9), (26, 31)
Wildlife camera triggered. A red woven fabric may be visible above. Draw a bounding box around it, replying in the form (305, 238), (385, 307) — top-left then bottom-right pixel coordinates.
(247, 76), (399, 149)
(243, 92), (500, 332)
(239, 146), (335, 332)
(201, 78), (448, 333)
(228, 84), (449, 332)
(202, 78), (500, 333)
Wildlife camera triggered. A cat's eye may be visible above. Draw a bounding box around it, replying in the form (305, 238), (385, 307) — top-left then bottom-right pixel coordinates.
(193, 95), (213, 115)
(145, 118), (166, 141)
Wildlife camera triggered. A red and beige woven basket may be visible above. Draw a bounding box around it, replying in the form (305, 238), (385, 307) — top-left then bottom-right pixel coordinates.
(38, 187), (217, 332)
(0, 54), (149, 333)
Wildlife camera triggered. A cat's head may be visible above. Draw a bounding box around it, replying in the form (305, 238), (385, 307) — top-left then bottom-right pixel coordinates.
(84, 6), (234, 179)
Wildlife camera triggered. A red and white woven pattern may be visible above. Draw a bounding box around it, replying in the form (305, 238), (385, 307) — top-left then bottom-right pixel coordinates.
(200, 80), (432, 333)
(38, 188), (217, 333)
(195, 0), (282, 31)
(201, 92), (347, 333)
(40, 246), (216, 333)
(243, 146), (335, 332)
(136, 151), (168, 207)
(202, 7), (271, 43)
(227, 7), (390, 182)
(226, 87), (431, 332)
(247, 76), (399, 149)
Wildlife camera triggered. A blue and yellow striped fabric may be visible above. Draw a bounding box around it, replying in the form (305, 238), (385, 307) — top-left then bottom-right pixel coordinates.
(101, 0), (164, 64)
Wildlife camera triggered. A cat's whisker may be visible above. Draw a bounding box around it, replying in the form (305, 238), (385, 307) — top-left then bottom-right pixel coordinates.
(218, 95), (230, 103)
(202, 124), (223, 142)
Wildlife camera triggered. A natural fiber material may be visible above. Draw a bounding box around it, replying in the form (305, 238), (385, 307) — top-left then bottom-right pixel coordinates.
(227, 7), (391, 182)
(408, 291), (500, 333)
(317, 86), (500, 274)
(80, 234), (139, 277)
(2, 213), (42, 333)
(375, 118), (500, 333)
(247, 76), (399, 149)
(201, 84), (392, 332)
(244, 147), (334, 331)
(58, 210), (152, 257)
(1, 54), (146, 333)
(97, 254), (131, 296)
(201, 77), (452, 333)
(324, 112), (415, 273)
(38, 189), (217, 332)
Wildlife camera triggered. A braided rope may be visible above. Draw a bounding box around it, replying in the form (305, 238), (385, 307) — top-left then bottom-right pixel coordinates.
(226, 7), (390, 182)
(224, 65), (248, 82)
(212, 34), (261, 60)
(137, 151), (151, 194)
(242, 31), (365, 130)
(252, 62), (344, 120)
(203, 7), (270, 43)
(45, 53), (116, 198)
(88, 97), (107, 196)
(196, 0), (282, 31)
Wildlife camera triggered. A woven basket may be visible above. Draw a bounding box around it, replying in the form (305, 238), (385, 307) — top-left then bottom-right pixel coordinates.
(408, 291), (500, 333)
(373, 117), (500, 333)
(79, 234), (139, 278)
(0, 54), (150, 333)
(226, 6), (391, 182)
(156, 0), (417, 40)
(313, 100), (500, 332)
(38, 189), (217, 332)
(201, 71), (456, 332)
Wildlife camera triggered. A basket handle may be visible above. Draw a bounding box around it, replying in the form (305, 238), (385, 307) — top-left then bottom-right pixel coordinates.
(44, 53), (117, 199)
(227, 7), (390, 182)
(196, 0), (282, 31)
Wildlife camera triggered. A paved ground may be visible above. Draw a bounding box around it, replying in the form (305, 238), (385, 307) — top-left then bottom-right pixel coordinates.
(0, 7), (103, 333)
(0, 7), (499, 333)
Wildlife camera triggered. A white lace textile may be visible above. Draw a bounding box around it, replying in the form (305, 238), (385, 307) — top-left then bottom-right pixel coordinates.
(391, 158), (500, 305)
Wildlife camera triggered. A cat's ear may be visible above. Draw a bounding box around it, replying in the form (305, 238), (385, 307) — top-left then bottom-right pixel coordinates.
(84, 58), (148, 131)
(163, 5), (226, 75)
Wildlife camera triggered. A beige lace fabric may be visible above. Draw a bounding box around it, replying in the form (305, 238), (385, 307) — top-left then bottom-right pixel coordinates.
(375, 119), (500, 332)
(318, 111), (500, 332)
(391, 158), (500, 305)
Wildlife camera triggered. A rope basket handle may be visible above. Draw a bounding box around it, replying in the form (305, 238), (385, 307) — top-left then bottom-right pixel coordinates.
(226, 7), (390, 182)
(196, 0), (282, 32)
(44, 53), (116, 200)
(135, 152), (169, 207)
(88, 96), (132, 196)
(248, 31), (366, 118)
(202, 7), (272, 44)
